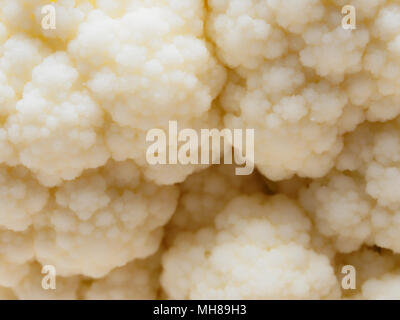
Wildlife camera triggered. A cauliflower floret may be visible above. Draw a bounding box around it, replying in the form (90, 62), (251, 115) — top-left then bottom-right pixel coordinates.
(0, 229), (34, 288)
(300, 119), (400, 253)
(338, 120), (400, 209)
(0, 33), (51, 166)
(222, 74), (360, 181)
(299, 172), (373, 253)
(361, 273), (400, 299)
(67, 1), (226, 185)
(207, 0), (324, 69)
(7, 52), (109, 186)
(3, 0), (400, 301)
(0, 165), (48, 232)
(0, 76), (16, 165)
(207, 0), (400, 182)
(300, 168), (400, 253)
(83, 252), (161, 300)
(0, 34), (50, 94)
(162, 194), (340, 299)
(33, 160), (179, 277)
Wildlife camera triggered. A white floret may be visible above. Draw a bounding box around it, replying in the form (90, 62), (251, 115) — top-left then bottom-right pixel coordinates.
(6, 52), (109, 186)
(162, 194), (340, 299)
(33, 160), (179, 277)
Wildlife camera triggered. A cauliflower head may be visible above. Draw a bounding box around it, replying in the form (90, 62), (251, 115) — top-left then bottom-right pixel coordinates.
(1, 0), (400, 301)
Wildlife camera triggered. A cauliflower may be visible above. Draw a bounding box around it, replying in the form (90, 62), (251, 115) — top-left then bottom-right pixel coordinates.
(0, 229), (34, 288)
(0, 0), (226, 186)
(68, 0), (226, 185)
(0, 160), (178, 282)
(2, 251), (163, 300)
(82, 252), (161, 300)
(2, 0), (400, 301)
(7, 52), (109, 186)
(335, 247), (400, 299)
(0, 165), (48, 232)
(299, 119), (400, 254)
(162, 194), (340, 299)
(361, 274), (400, 299)
(207, 0), (400, 181)
(33, 160), (179, 277)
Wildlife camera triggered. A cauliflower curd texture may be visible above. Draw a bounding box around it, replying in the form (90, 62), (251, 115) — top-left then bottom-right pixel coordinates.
(1, 0), (400, 300)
